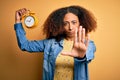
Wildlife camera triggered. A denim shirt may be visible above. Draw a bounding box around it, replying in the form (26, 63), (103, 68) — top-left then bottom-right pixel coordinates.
(14, 23), (96, 80)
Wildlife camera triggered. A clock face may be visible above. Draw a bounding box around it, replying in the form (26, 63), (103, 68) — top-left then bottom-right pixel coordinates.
(24, 16), (35, 27)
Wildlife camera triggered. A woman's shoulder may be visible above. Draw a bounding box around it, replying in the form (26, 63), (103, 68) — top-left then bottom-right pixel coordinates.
(89, 40), (95, 43)
(89, 40), (96, 46)
(88, 40), (96, 51)
(42, 38), (55, 42)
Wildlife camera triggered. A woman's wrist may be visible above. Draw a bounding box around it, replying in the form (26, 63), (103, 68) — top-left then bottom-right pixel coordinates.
(15, 19), (21, 24)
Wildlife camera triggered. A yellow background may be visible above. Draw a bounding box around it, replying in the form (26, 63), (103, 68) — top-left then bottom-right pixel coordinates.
(0, 0), (120, 80)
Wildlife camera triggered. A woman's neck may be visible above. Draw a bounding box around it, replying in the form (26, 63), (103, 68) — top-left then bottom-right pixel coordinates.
(65, 37), (74, 41)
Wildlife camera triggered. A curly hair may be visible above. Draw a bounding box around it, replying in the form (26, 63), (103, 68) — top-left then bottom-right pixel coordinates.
(43, 5), (97, 41)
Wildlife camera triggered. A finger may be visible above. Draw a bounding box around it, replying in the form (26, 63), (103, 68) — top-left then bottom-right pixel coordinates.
(17, 10), (22, 16)
(21, 8), (28, 15)
(74, 28), (78, 45)
(15, 11), (22, 21)
(21, 8), (27, 14)
(23, 8), (27, 11)
(15, 11), (21, 21)
(61, 52), (72, 56)
(19, 8), (29, 19)
(78, 26), (82, 42)
(81, 28), (85, 43)
(85, 34), (90, 47)
(18, 8), (27, 14)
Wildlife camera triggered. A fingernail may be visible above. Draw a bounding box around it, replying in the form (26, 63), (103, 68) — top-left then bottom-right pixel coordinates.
(80, 26), (82, 28)
(83, 28), (85, 31)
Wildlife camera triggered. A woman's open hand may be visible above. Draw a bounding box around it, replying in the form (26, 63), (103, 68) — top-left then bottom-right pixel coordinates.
(62, 26), (89, 58)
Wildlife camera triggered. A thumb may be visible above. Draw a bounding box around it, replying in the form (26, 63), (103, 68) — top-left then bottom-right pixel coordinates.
(15, 11), (21, 23)
(61, 51), (72, 56)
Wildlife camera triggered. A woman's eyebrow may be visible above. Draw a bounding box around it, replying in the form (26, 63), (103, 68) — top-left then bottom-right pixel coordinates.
(64, 20), (77, 22)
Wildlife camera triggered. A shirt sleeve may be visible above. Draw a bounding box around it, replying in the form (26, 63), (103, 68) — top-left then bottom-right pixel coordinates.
(74, 40), (96, 63)
(14, 23), (45, 52)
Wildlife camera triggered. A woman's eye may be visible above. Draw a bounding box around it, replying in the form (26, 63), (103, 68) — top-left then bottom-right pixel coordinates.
(72, 21), (77, 25)
(63, 22), (67, 26)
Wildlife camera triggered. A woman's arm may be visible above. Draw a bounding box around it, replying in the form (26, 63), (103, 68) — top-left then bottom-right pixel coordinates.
(14, 8), (45, 52)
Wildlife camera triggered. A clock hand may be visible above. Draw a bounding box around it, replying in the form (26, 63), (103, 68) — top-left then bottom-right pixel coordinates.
(27, 19), (31, 22)
(29, 19), (31, 22)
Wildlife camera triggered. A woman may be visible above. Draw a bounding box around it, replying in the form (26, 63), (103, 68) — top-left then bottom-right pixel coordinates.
(14, 5), (97, 80)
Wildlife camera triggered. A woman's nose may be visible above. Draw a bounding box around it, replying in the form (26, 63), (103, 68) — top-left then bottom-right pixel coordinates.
(69, 24), (73, 30)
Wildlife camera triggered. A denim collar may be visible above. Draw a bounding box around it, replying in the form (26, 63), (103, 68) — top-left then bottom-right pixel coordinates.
(52, 38), (64, 47)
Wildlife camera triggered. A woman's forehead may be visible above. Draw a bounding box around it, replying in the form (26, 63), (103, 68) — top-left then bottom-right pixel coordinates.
(63, 13), (79, 21)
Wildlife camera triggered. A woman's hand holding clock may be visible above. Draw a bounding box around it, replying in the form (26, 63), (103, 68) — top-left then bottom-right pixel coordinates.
(15, 8), (28, 23)
(15, 8), (38, 28)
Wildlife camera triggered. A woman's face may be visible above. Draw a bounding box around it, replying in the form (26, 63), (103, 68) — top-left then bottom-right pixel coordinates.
(63, 12), (80, 38)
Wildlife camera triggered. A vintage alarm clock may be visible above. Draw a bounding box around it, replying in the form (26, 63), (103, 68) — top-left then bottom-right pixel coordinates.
(23, 10), (38, 28)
